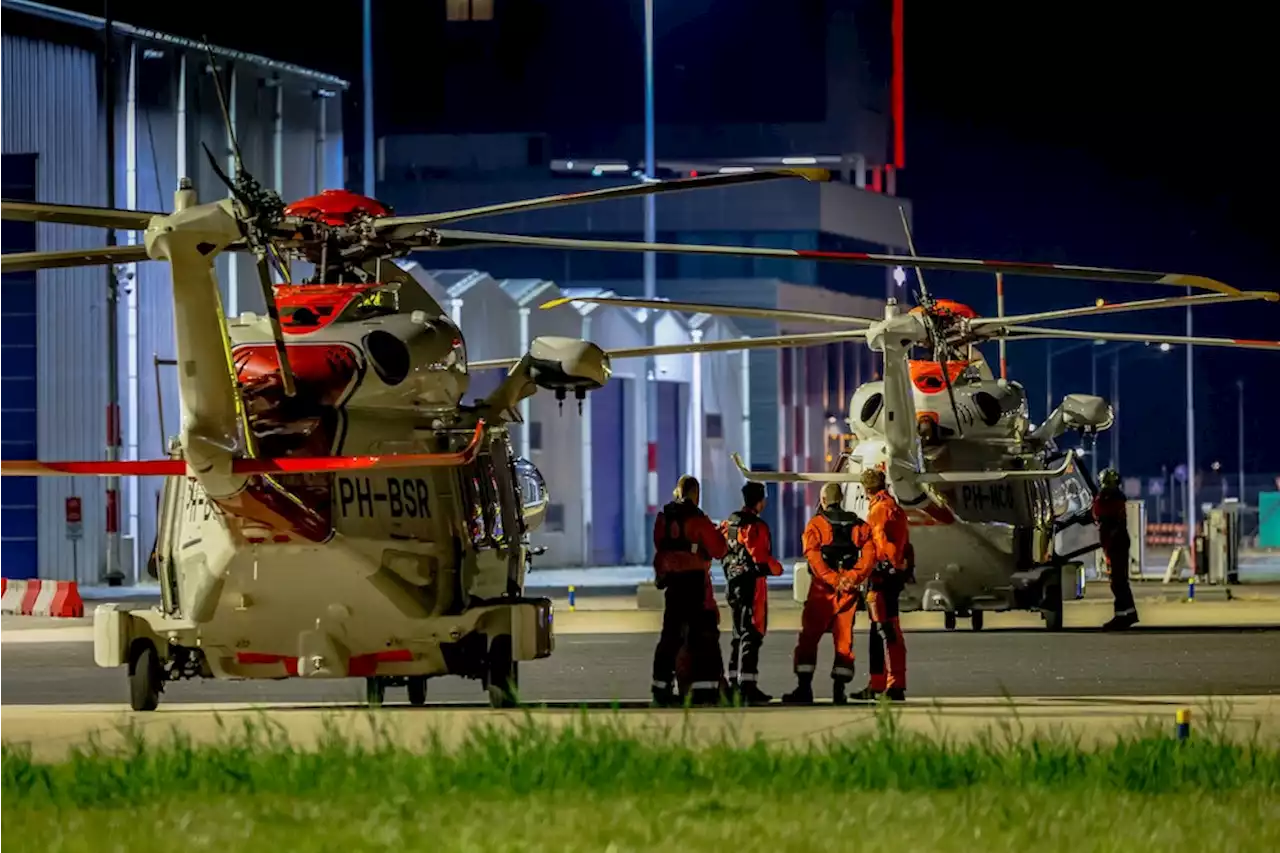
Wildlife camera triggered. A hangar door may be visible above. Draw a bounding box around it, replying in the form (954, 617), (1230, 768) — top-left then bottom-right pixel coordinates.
(656, 381), (687, 507)
(590, 377), (629, 565)
(1, 154), (38, 579)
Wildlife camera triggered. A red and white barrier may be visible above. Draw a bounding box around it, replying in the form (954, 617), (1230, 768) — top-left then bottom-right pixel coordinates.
(0, 579), (85, 618)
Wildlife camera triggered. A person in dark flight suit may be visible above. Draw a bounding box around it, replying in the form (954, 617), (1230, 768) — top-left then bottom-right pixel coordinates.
(719, 481), (784, 704)
(1094, 468), (1139, 630)
(651, 475), (729, 706)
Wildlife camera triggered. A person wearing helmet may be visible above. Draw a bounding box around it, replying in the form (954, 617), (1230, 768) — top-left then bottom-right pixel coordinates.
(848, 467), (911, 702)
(782, 481), (872, 705)
(651, 475), (730, 706)
(1093, 467), (1139, 630)
(719, 481), (785, 705)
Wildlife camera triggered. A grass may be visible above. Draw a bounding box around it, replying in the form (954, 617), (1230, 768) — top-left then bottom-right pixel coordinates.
(3, 707), (1278, 852)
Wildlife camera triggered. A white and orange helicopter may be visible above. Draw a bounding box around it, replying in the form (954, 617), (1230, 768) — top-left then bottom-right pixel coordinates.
(5, 69), (1277, 709)
(544, 218), (1280, 632)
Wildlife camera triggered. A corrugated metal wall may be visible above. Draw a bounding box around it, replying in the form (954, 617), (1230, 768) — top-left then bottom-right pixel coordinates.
(2, 28), (345, 584)
(2, 35), (109, 583)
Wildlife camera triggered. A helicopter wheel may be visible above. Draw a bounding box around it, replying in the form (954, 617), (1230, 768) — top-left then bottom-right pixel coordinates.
(944, 611), (957, 631)
(971, 611), (984, 631)
(407, 676), (428, 707)
(365, 676), (386, 708)
(485, 634), (520, 709)
(128, 641), (163, 712)
(1042, 583), (1065, 632)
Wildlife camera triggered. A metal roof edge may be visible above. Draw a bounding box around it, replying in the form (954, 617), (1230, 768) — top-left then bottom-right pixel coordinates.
(2, 0), (351, 89)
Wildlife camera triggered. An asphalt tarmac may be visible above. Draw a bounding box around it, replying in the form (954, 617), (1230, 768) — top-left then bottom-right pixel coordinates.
(4, 627), (1279, 707)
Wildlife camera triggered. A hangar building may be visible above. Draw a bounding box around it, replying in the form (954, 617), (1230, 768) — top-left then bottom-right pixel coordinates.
(1, 0), (347, 583)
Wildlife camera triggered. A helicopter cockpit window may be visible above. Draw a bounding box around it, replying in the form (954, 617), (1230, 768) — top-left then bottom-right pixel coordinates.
(339, 287), (400, 323)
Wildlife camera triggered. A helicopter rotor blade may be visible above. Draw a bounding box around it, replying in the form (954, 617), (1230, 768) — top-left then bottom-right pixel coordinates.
(201, 42), (295, 396)
(0, 199), (161, 230)
(422, 229), (1239, 293)
(968, 291), (1280, 329)
(990, 325), (1280, 351)
(467, 328), (871, 372)
(540, 294), (878, 327)
(896, 204), (964, 437)
(1, 424), (487, 477)
(372, 168), (832, 236)
(0, 244), (152, 274)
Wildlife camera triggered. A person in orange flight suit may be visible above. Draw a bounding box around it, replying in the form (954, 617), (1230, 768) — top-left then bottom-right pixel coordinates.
(782, 482), (872, 705)
(651, 475), (730, 707)
(719, 481), (785, 705)
(849, 468), (911, 702)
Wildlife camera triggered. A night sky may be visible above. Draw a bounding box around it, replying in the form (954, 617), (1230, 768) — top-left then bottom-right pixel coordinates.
(30, 1), (1280, 477)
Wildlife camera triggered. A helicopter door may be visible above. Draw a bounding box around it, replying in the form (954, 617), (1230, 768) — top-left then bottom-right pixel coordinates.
(1047, 451), (1101, 560)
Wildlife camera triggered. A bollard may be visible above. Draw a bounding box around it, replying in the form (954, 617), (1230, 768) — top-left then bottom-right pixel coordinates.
(1187, 574), (1196, 601)
(568, 585), (576, 611)
(1176, 708), (1191, 741)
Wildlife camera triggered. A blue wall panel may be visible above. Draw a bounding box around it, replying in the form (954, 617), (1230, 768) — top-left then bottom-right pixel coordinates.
(590, 377), (626, 565)
(1, 152), (38, 579)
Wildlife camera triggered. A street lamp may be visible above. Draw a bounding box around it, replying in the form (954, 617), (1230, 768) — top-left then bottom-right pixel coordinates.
(1045, 339), (1097, 421)
(1093, 341), (1175, 472)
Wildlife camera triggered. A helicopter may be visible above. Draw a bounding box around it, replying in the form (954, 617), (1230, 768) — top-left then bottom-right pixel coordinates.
(539, 241), (1280, 632)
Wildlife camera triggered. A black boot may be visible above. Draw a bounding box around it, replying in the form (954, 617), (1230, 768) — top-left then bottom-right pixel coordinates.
(690, 686), (725, 707)
(781, 673), (814, 704)
(651, 686), (679, 708)
(848, 686), (880, 701)
(884, 687), (906, 702)
(737, 681), (773, 705)
(832, 680), (849, 706)
(1102, 611), (1139, 631)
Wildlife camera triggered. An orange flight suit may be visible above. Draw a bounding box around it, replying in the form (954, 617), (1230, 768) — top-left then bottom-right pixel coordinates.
(860, 490), (911, 693)
(651, 500), (729, 701)
(793, 506), (872, 684)
(720, 509), (784, 685)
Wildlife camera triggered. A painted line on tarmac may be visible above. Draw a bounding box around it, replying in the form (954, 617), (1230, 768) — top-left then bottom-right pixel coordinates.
(5, 603), (1280, 646)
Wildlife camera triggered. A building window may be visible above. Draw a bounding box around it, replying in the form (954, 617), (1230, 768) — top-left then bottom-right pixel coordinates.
(705, 413), (724, 440)
(528, 421), (543, 452)
(447, 0), (493, 21)
(545, 503), (565, 532)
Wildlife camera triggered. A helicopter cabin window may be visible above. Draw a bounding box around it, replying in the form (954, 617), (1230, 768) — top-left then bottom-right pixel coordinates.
(462, 457), (504, 547)
(527, 421), (543, 452)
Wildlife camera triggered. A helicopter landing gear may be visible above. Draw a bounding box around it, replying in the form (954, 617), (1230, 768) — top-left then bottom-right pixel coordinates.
(128, 640), (163, 712)
(484, 634), (520, 709)
(971, 610), (985, 631)
(944, 611), (957, 631)
(1041, 582), (1065, 632)
(365, 676), (386, 708)
(407, 676), (428, 707)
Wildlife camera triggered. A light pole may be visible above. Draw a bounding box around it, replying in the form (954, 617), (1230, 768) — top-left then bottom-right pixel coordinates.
(1185, 291), (1197, 559)
(1092, 341), (1173, 472)
(642, 0), (659, 552)
(1044, 339), (1095, 421)
(362, 0), (374, 197)
(1237, 379), (1245, 504)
